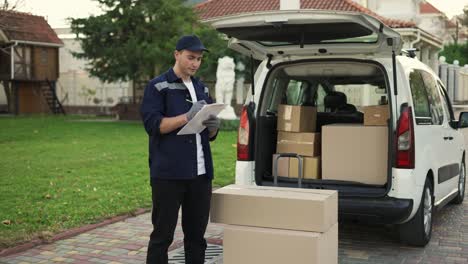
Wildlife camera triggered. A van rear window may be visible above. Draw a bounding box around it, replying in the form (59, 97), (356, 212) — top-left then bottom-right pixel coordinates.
(261, 61), (388, 116)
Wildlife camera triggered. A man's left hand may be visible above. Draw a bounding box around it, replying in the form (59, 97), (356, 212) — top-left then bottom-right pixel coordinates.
(202, 115), (220, 134)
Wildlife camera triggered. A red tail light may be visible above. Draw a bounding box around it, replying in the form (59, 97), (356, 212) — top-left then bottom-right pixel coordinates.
(396, 106), (415, 168)
(237, 106), (250, 161)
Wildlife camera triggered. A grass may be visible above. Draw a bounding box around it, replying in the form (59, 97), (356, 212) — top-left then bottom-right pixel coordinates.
(0, 115), (237, 248)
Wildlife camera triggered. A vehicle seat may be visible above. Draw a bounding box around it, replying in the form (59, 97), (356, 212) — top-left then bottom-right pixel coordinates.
(317, 91), (363, 131)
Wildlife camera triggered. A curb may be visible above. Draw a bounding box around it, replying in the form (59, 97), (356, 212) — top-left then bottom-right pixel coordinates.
(0, 208), (150, 257)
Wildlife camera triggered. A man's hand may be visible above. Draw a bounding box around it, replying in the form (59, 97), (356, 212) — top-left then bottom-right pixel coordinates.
(202, 115), (221, 135)
(185, 100), (206, 121)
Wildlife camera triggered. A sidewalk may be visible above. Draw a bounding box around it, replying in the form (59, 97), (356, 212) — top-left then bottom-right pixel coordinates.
(0, 213), (225, 264)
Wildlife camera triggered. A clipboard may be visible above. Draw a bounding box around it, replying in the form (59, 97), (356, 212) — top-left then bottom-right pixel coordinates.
(177, 103), (226, 135)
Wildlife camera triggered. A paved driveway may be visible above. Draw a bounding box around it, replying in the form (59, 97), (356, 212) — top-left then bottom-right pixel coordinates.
(1, 128), (467, 264)
(1, 181), (465, 264)
(337, 200), (467, 263)
(335, 127), (467, 264)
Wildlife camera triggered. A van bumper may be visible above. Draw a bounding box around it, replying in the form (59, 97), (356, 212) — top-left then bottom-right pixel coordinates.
(339, 196), (413, 224)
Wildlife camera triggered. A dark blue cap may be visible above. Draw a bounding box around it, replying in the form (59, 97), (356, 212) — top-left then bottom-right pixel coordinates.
(175, 35), (209, 52)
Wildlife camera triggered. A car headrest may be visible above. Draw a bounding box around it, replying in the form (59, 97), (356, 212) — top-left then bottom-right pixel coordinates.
(324, 91), (347, 111)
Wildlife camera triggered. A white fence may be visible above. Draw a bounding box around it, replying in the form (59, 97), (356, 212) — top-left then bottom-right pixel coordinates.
(56, 70), (131, 107)
(439, 62), (468, 103)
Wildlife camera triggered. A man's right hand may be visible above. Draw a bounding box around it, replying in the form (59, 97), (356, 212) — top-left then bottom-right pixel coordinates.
(185, 100), (206, 121)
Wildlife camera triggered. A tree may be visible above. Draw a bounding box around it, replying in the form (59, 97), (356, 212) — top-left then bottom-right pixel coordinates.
(70, 0), (199, 102)
(462, 7), (468, 27)
(0, 0), (22, 11)
(439, 42), (468, 66)
(0, 0), (23, 26)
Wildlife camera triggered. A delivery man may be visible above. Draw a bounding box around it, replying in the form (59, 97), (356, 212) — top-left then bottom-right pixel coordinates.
(140, 34), (220, 264)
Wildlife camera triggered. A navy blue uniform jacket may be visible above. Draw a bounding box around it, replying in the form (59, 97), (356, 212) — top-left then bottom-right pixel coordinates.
(140, 68), (217, 180)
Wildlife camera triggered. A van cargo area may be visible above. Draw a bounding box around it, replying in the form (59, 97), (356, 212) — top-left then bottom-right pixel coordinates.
(255, 60), (393, 197)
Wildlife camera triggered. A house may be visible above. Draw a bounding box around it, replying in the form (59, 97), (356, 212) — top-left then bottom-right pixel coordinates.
(417, 1), (457, 45)
(0, 10), (64, 114)
(364, 0), (420, 22)
(195, 0), (443, 72)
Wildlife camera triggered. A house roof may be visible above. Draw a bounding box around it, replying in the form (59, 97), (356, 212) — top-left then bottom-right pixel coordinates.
(0, 10), (63, 46)
(420, 1), (444, 15)
(195, 0), (416, 28)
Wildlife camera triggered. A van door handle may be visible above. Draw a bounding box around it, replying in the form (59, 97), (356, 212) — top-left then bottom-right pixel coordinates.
(444, 136), (453, 140)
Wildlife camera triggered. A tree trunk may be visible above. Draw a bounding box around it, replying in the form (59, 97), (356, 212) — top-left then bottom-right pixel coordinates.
(132, 79), (136, 104)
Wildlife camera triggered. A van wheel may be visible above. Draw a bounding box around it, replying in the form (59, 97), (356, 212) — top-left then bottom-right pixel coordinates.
(452, 160), (465, 204)
(399, 178), (433, 246)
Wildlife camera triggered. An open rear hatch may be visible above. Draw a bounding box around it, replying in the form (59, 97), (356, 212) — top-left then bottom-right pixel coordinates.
(207, 10), (402, 60)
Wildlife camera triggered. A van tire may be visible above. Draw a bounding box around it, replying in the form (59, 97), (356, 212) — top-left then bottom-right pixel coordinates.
(398, 178), (433, 246)
(452, 160), (465, 205)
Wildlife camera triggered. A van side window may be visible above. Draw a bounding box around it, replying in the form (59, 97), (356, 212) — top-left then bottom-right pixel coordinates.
(285, 80), (306, 105)
(420, 71), (444, 125)
(437, 81), (455, 122)
(316, 84), (327, 112)
(409, 70), (432, 124)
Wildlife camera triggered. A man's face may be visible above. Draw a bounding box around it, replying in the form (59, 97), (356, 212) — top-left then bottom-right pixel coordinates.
(174, 50), (203, 77)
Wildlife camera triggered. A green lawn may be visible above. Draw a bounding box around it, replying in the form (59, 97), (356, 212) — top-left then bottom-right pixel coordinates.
(0, 115), (237, 248)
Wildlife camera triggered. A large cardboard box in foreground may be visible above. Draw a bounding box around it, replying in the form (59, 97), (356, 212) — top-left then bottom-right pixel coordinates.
(363, 105), (390, 126)
(223, 224), (338, 264)
(210, 185), (337, 232)
(277, 104), (316, 132)
(273, 154), (321, 179)
(322, 124), (388, 185)
(276, 131), (321, 156)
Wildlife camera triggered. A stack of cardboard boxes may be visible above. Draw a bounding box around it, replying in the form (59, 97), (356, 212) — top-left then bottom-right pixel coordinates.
(273, 104), (321, 179)
(210, 185), (338, 264)
(322, 105), (390, 185)
(272, 103), (390, 185)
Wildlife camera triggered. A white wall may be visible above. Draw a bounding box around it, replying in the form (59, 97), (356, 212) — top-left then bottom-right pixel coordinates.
(54, 28), (132, 107)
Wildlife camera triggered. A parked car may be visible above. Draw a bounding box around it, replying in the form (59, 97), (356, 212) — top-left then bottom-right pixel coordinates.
(208, 10), (467, 246)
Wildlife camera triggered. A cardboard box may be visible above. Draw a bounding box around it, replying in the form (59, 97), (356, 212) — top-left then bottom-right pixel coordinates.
(290, 156), (321, 179)
(210, 185), (337, 232)
(272, 154), (289, 177)
(277, 104), (316, 132)
(223, 224), (338, 264)
(322, 124), (388, 185)
(276, 131), (321, 157)
(273, 154), (321, 179)
(363, 105), (390, 126)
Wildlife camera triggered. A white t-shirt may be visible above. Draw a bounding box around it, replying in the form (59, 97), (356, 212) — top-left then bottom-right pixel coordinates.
(183, 79), (206, 176)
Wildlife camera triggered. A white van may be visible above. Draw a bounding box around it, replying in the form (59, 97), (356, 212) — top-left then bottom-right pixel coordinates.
(208, 10), (467, 246)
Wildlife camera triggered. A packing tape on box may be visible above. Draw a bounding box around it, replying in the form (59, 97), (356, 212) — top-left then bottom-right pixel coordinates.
(277, 140), (316, 144)
(283, 106), (292, 120)
(221, 185), (331, 197)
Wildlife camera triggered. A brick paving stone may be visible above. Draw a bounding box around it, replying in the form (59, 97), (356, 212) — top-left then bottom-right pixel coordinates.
(1, 179), (466, 264)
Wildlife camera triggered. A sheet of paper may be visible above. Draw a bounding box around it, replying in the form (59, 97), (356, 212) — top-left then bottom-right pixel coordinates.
(177, 103), (227, 135)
